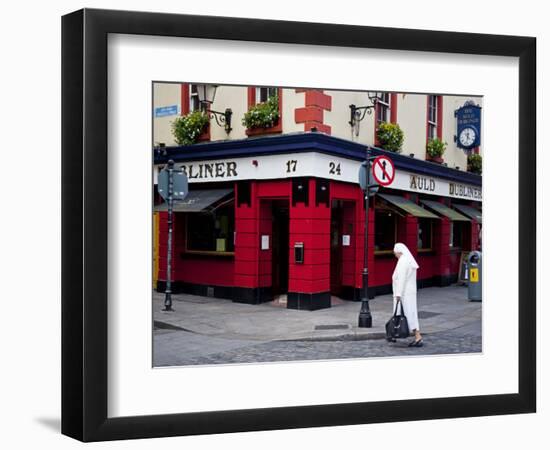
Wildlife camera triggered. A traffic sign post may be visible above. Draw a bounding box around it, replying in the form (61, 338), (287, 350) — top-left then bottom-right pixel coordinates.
(158, 165), (188, 201)
(357, 150), (394, 328)
(158, 160), (188, 312)
(358, 161), (379, 197)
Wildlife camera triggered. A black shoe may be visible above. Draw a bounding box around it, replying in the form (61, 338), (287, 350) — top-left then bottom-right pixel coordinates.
(408, 338), (423, 347)
(387, 337), (396, 343)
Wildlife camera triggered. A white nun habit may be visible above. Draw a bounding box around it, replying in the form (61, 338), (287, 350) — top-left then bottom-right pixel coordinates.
(392, 243), (420, 331)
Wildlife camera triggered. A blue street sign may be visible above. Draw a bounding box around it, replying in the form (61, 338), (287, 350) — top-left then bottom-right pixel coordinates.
(155, 105), (179, 118)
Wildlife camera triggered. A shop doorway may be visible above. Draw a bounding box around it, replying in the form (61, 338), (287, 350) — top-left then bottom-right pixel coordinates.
(330, 200), (356, 297)
(271, 200), (289, 295)
(330, 200), (344, 296)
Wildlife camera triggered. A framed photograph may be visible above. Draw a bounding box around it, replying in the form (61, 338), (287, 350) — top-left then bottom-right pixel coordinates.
(62, 8), (536, 442)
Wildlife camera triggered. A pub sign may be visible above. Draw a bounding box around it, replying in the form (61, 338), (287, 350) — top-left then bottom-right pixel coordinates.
(455, 102), (481, 150)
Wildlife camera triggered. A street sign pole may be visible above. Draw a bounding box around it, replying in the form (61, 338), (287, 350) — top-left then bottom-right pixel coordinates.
(158, 160), (188, 312)
(358, 147), (374, 328)
(163, 159), (175, 311)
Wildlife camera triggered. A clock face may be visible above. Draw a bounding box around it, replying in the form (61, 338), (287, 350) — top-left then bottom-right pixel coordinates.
(459, 127), (477, 147)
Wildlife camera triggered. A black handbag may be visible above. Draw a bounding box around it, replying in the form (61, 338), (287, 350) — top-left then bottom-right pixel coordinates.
(385, 299), (410, 339)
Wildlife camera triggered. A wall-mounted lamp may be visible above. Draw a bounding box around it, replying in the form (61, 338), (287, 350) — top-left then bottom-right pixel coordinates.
(349, 92), (385, 136)
(197, 84), (233, 134)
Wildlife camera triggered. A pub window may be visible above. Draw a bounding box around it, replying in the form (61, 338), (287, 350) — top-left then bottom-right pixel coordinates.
(186, 203), (235, 254)
(450, 221), (464, 248)
(255, 86), (278, 103)
(375, 210), (397, 253)
(417, 218), (433, 251)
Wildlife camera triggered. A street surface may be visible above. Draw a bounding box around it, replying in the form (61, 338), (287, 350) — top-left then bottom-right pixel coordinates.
(154, 321), (481, 367)
(152, 285), (482, 367)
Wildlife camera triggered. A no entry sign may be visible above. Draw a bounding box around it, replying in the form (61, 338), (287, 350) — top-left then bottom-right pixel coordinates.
(372, 155), (395, 186)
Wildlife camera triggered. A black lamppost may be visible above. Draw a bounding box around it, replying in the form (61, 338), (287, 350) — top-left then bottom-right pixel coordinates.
(351, 92), (385, 328)
(196, 84), (233, 133)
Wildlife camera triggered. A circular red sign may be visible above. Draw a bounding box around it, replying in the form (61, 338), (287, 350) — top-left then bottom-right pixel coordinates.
(372, 155), (395, 186)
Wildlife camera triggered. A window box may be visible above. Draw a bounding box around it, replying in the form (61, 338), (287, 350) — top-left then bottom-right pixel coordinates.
(244, 87), (283, 136)
(245, 123), (282, 136)
(426, 154), (444, 164)
(196, 122), (211, 142)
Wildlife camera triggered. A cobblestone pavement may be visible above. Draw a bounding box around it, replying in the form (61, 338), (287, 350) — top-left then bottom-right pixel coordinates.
(153, 320), (481, 367)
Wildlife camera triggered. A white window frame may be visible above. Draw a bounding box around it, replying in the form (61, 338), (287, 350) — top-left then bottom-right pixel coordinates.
(427, 95), (438, 140)
(376, 92), (391, 124)
(255, 86), (278, 104)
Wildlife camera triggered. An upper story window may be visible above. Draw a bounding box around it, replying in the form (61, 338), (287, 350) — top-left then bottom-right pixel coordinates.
(255, 86), (278, 104)
(181, 83), (207, 114)
(427, 95), (442, 140)
(189, 84), (201, 112)
(374, 93), (397, 146)
(376, 93), (391, 125)
(180, 83), (210, 141)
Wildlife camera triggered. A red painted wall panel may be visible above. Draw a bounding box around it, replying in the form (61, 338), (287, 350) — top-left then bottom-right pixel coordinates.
(235, 247), (258, 262)
(236, 218), (257, 233)
(290, 264), (330, 280)
(289, 233), (330, 249)
(289, 218), (330, 234)
(291, 279), (330, 293)
(176, 258), (234, 286)
(289, 248), (330, 265)
(256, 180), (291, 198)
(235, 232), (258, 248)
(372, 256), (395, 287)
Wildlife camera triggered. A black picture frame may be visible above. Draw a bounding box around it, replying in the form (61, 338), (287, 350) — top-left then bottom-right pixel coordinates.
(62, 8), (536, 442)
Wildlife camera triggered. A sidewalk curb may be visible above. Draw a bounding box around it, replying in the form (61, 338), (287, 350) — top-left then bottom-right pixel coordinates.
(153, 318), (448, 342)
(280, 332), (388, 341)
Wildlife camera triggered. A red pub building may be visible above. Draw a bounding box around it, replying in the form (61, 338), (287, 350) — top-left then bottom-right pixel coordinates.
(154, 132), (482, 310)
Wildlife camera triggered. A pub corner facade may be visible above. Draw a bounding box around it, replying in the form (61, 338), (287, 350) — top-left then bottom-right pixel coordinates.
(153, 84), (482, 310)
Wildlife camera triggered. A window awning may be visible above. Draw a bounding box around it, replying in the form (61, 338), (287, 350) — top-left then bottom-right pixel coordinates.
(378, 194), (438, 219)
(420, 199), (470, 221)
(452, 204), (482, 223)
(154, 188), (233, 212)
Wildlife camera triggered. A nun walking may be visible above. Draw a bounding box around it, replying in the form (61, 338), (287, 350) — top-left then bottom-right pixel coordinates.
(390, 243), (423, 347)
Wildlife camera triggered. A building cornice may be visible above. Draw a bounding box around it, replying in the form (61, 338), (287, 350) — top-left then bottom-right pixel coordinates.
(154, 132), (482, 186)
